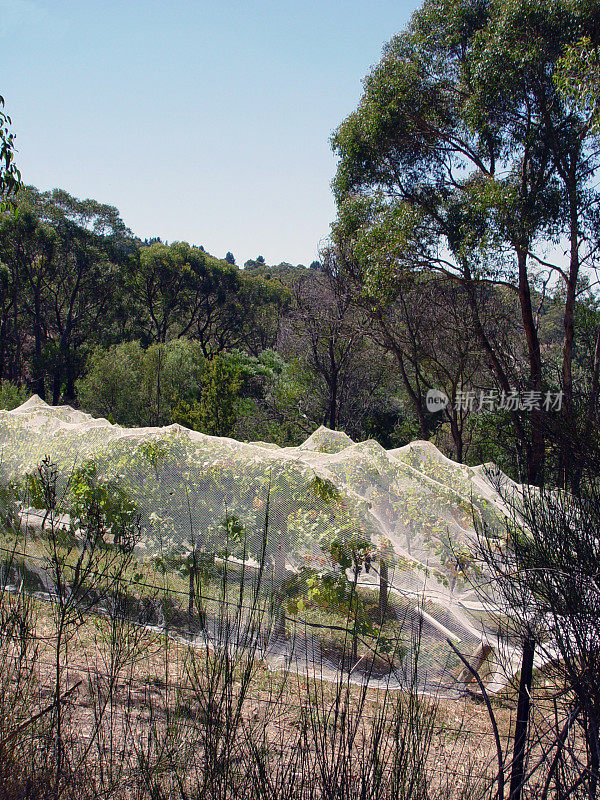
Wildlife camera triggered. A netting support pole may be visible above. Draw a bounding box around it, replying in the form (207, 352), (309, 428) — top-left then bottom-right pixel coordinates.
(509, 636), (535, 800)
(378, 559), (388, 623)
(447, 637), (504, 800)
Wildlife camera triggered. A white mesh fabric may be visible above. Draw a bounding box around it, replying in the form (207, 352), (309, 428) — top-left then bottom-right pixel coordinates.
(0, 396), (521, 692)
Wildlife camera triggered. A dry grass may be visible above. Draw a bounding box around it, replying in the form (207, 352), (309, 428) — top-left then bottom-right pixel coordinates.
(0, 592), (521, 800)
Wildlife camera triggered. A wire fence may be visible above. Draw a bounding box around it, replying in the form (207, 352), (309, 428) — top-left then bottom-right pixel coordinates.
(0, 547), (396, 664)
(1, 578), (593, 797)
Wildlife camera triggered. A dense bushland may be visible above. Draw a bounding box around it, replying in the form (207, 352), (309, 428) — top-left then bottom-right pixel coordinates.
(1, 183), (598, 479)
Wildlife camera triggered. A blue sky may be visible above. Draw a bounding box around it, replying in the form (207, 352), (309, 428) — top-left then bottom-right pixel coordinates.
(0, 0), (421, 266)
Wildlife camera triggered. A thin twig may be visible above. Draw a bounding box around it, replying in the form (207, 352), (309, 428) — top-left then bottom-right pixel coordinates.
(0, 680), (82, 749)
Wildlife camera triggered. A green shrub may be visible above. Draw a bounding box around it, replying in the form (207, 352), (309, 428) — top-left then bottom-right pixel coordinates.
(0, 381), (28, 411)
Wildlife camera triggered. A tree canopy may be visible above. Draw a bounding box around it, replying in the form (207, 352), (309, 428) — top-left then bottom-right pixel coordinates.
(331, 0), (600, 485)
(0, 94), (20, 207)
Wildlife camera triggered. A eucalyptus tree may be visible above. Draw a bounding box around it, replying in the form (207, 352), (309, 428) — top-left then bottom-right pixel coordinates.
(0, 94), (20, 206)
(76, 338), (206, 427)
(133, 241), (211, 344)
(0, 187), (134, 402)
(332, 0), (600, 485)
(287, 253), (387, 433)
(555, 35), (600, 133)
(366, 273), (518, 462)
(41, 191), (134, 403)
(196, 354), (240, 437)
(188, 262), (244, 356)
(235, 274), (290, 356)
(132, 242), (278, 357)
(0, 201), (56, 398)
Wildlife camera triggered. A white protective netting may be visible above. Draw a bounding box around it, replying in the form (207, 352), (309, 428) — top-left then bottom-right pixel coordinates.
(0, 396), (526, 694)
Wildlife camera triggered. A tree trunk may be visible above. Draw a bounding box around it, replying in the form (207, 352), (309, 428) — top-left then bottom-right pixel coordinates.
(156, 347), (162, 426)
(448, 409), (464, 463)
(52, 363), (61, 406)
(328, 349), (338, 428)
(585, 711), (600, 800)
(327, 384), (337, 431)
(562, 180), (580, 414)
(33, 289), (45, 400)
(395, 349), (429, 439)
(516, 249), (545, 486)
(12, 274), (21, 385)
(509, 637), (535, 800)
(463, 268), (542, 484)
(557, 183), (581, 487)
(64, 360), (77, 405)
(52, 318), (75, 405)
(586, 323), (600, 432)
(0, 317), (6, 385)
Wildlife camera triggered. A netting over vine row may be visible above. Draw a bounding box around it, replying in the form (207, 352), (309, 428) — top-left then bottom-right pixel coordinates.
(0, 396), (528, 693)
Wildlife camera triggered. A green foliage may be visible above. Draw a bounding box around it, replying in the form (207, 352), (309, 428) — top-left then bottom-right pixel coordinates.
(137, 440), (170, 476)
(0, 182), (405, 451)
(0, 381), (28, 410)
(466, 409), (522, 478)
(68, 462), (140, 553)
(229, 352), (318, 445)
(306, 571), (353, 609)
(330, 0), (600, 483)
(24, 457), (140, 555)
(135, 241), (212, 343)
(310, 476), (341, 504)
(0, 94), (20, 208)
(331, 0), (594, 267)
(76, 341), (145, 425)
(77, 338), (205, 427)
(286, 568), (376, 646)
(0, 186), (134, 402)
(197, 354), (241, 437)
(220, 512), (245, 545)
(24, 459), (56, 512)
(554, 36), (600, 133)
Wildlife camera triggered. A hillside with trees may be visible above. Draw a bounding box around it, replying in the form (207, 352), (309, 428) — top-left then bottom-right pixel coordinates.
(0, 179), (596, 481)
(2, 0), (600, 798)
